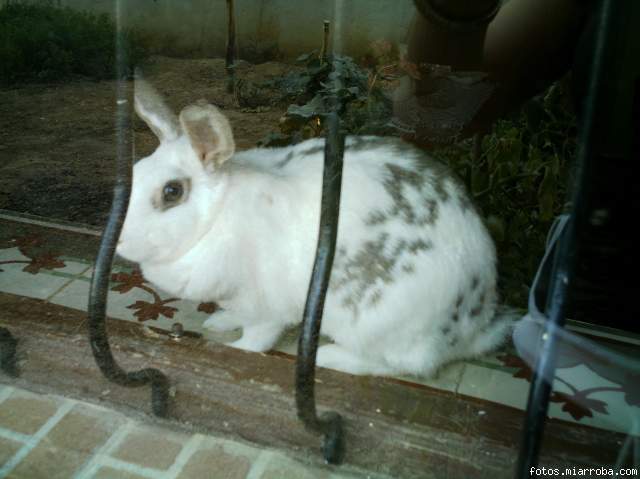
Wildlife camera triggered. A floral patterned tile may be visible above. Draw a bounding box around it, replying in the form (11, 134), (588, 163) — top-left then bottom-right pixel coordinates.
(66, 267), (238, 341)
(458, 363), (531, 410)
(549, 365), (638, 434)
(2, 224), (638, 436)
(0, 234), (90, 301)
(397, 362), (467, 393)
(105, 269), (226, 337)
(0, 237), (88, 276)
(47, 276), (91, 312)
(271, 327), (324, 356)
(106, 270), (180, 323)
(140, 298), (239, 344)
(480, 350), (640, 434)
(52, 256), (91, 276)
(0, 248), (78, 300)
(0, 260), (71, 300)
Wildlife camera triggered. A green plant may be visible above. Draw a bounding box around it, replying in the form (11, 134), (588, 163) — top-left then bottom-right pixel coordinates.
(436, 81), (577, 307)
(258, 51), (394, 146)
(0, 1), (148, 85)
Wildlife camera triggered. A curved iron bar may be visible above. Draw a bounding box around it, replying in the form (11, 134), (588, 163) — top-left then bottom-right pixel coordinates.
(515, 1), (615, 476)
(0, 327), (18, 377)
(87, 1), (169, 417)
(295, 111), (346, 465)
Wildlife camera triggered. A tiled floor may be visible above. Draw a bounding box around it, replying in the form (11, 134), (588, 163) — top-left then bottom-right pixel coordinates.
(0, 213), (638, 443)
(0, 384), (364, 479)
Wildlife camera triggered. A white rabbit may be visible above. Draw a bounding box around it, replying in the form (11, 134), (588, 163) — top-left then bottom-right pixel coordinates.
(117, 79), (512, 377)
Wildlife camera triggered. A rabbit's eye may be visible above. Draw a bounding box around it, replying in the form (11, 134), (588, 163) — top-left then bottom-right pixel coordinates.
(154, 178), (190, 211)
(162, 180), (185, 206)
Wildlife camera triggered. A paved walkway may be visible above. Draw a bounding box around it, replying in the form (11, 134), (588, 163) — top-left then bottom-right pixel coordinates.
(0, 384), (367, 479)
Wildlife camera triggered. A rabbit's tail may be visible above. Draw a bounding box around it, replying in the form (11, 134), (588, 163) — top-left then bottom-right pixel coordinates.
(468, 305), (520, 357)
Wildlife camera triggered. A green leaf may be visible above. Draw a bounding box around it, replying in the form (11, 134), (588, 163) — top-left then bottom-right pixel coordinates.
(527, 146), (543, 173)
(551, 153), (560, 176)
(295, 51), (318, 63)
(471, 167), (489, 195)
(538, 166), (557, 221)
(257, 132), (292, 148)
(524, 100), (548, 132)
(286, 94), (326, 119)
(486, 215), (506, 243)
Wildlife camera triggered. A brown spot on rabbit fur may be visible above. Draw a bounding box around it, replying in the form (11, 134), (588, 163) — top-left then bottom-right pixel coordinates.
(346, 136), (389, 151)
(275, 151), (295, 168)
(402, 263), (415, 274)
(470, 288), (490, 317)
(386, 138), (477, 209)
(408, 238), (433, 254)
(364, 210), (387, 226)
(451, 294), (464, 322)
(368, 289), (383, 306)
(299, 145), (324, 156)
(455, 295), (464, 309)
(332, 232), (433, 316)
(470, 304), (484, 317)
(381, 153), (454, 227)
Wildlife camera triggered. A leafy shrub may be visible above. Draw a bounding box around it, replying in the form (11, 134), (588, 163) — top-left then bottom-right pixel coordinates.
(435, 81), (577, 307)
(257, 52), (394, 146)
(0, 1), (148, 85)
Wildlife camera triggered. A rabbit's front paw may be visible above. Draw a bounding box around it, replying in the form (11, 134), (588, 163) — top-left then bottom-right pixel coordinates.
(203, 310), (241, 332)
(227, 322), (284, 353)
(316, 344), (393, 376)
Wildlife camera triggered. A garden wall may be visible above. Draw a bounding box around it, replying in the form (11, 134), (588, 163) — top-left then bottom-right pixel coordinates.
(7, 0), (416, 60)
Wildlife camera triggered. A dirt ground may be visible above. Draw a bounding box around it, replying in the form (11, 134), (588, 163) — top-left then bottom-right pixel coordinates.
(0, 56), (297, 227)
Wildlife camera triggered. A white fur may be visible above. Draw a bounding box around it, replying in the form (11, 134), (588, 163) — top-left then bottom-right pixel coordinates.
(117, 85), (511, 377)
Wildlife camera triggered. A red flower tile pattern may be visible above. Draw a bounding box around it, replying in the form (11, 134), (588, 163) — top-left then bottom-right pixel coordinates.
(22, 252), (66, 274)
(550, 391), (609, 421)
(197, 302), (219, 314)
(0, 234), (66, 274)
(127, 299), (179, 322)
(496, 353), (534, 382)
(111, 270), (146, 294)
(2, 231), (634, 429)
(623, 372), (640, 407)
(110, 269), (181, 322)
(497, 351), (635, 423)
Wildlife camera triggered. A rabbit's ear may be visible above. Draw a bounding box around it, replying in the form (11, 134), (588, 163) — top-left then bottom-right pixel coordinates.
(134, 76), (181, 143)
(179, 102), (235, 169)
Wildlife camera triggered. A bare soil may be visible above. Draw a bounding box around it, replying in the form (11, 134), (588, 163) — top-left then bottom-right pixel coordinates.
(0, 56), (296, 227)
